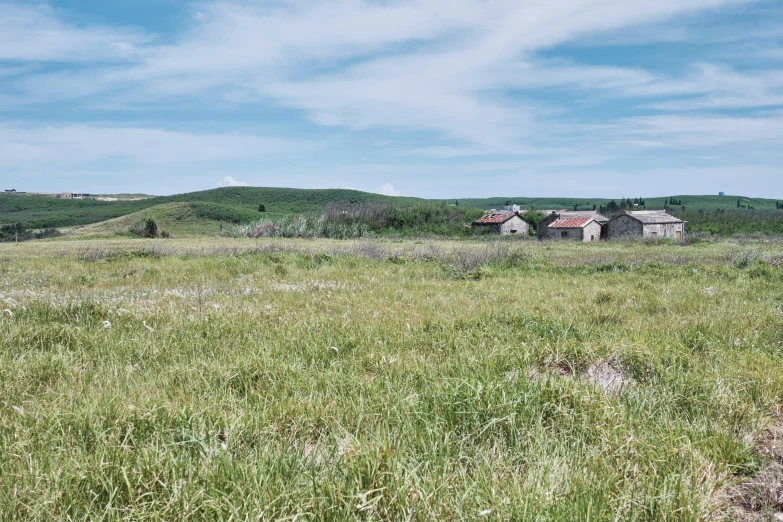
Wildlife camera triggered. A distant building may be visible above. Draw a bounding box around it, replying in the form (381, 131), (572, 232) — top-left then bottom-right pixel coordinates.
(719, 192), (725, 196)
(538, 210), (609, 240)
(57, 193), (89, 199)
(504, 204), (521, 212)
(544, 217), (603, 242)
(606, 210), (685, 240)
(4, 189), (16, 193)
(472, 211), (530, 235)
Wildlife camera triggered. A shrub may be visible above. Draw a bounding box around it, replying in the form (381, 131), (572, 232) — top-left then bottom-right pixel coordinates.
(129, 218), (159, 238)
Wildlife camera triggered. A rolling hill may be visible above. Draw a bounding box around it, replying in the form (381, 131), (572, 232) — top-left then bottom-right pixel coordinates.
(0, 187), (426, 230)
(70, 202), (263, 237)
(3, 186), (782, 235)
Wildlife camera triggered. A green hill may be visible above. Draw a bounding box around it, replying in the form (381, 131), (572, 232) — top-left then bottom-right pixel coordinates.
(71, 202), (263, 237)
(0, 187), (425, 230)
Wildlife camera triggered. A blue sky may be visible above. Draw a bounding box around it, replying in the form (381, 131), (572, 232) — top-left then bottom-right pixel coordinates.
(1, 0), (781, 198)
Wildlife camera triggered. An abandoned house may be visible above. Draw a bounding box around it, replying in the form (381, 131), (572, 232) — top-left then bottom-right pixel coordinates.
(544, 217), (603, 242)
(538, 210), (609, 240)
(606, 210), (685, 240)
(472, 211), (530, 235)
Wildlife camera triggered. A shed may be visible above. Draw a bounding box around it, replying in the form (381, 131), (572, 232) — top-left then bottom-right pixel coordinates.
(606, 211), (684, 240)
(472, 211), (530, 235)
(538, 211), (609, 240)
(545, 217), (603, 242)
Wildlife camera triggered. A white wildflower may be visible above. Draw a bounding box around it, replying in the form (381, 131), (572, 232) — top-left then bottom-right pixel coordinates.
(102, 320), (112, 329)
(478, 509), (493, 517)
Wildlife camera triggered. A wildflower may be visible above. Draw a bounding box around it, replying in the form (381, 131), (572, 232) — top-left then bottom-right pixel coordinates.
(478, 509), (493, 517)
(102, 320), (112, 329)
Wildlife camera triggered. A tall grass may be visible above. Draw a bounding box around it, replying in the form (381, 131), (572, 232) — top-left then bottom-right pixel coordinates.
(2, 238), (783, 519)
(234, 214), (371, 239)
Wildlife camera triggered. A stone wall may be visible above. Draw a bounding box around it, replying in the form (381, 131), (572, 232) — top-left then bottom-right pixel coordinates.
(606, 215), (643, 239)
(499, 216), (530, 235)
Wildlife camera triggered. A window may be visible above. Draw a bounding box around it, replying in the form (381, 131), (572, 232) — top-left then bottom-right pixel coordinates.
(510, 230), (517, 234)
(676, 231), (682, 240)
(591, 235), (595, 241)
(651, 232), (658, 239)
(561, 231), (568, 238)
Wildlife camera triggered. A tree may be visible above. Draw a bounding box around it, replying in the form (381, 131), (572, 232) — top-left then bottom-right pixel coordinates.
(592, 204), (597, 211)
(607, 200), (619, 213)
(573, 203), (578, 211)
(258, 204), (266, 212)
(737, 199), (742, 208)
(455, 200), (459, 207)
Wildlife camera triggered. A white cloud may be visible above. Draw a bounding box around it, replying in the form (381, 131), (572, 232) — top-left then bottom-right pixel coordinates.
(0, 3), (150, 62)
(376, 183), (401, 197)
(217, 176), (249, 187)
(0, 124), (307, 166)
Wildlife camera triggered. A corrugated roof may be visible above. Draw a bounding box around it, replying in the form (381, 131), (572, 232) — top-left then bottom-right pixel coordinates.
(558, 211), (609, 223)
(474, 212), (517, 225)
(549, 217), (595, 228)
(621, 211), (683, 224)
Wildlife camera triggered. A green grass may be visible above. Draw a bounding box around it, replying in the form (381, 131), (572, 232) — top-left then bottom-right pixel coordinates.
(2, 237), (783, 520)
(70, 202), (270, 238)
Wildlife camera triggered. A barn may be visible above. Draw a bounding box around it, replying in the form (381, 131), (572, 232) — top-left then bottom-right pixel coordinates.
(606, 211), (685, 240)
(538, 211), (609, 240)
(544, 217), (603, 242)
(472, 211), (530, 235)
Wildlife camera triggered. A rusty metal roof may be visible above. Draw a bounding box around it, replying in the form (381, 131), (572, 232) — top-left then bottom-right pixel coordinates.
(549, 217), (595, 228)
(474, 212), (517, 225)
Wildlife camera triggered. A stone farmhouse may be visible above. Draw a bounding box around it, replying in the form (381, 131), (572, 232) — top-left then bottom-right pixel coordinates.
(606, 210), (685, 240)
(544, 216), (604, 242)
(472, 211), (531, 235)
(537, 210), (609, 240)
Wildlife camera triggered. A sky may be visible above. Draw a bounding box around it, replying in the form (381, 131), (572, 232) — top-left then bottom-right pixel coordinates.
(1, 0), (782, 198)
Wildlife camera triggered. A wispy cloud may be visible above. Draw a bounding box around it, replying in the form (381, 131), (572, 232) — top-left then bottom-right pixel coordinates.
(0, 3), (151, 62)
(1, 0), (782, 196)
(0, 124), (307, 166)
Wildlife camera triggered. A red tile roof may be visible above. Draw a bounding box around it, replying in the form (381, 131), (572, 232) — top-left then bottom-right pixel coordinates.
(474, 212), (517, 225)
(549, 217), (594, 228)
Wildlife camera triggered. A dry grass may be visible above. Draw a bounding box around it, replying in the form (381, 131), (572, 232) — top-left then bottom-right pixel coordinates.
(1, 237), (783, 520)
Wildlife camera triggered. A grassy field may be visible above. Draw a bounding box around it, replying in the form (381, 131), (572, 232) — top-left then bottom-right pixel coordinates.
(2, 237), (783, 520)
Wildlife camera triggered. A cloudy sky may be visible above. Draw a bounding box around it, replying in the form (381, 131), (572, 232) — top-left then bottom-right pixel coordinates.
(1, 0), (782, 198)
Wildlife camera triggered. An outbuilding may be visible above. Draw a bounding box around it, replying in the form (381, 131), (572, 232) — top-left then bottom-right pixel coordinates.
(606, 211), (684, 240)
(538, 211), (609, 240)
(472, 211), (530, 235)
(545, 217), (603, 242)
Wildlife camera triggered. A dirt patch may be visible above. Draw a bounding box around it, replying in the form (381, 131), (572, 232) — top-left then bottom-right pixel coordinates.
(583, 359), (632, 394)
(527, 357), (634, 395)
(730, 416), (783, 521)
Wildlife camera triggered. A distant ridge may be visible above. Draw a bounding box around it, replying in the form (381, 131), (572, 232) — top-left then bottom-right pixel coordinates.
(2, 186), (781, 230)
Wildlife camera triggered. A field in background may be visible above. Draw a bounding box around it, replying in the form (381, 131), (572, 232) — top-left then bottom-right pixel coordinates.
(2, 237), (783, 520)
